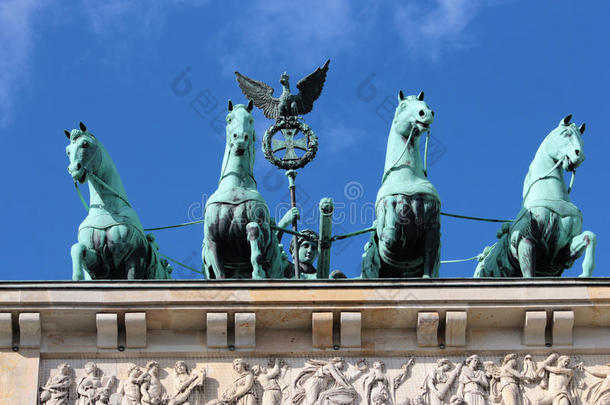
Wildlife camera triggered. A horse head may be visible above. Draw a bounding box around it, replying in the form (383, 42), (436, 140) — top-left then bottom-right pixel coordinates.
(65, 122), (102, 184)
(393, 90), (434, 137)
(543, 114), (586, 172)
(226, 99), (255, 157)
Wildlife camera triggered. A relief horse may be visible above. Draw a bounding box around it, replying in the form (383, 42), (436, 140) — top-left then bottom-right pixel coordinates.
(66, 123), (172, 280)
(475, 115), (596, 277)
(361, 91), (440, 278)
(202, 101), (283, 279)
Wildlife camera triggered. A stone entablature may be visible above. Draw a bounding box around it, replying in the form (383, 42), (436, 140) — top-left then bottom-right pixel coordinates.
(0, 279), (609, 404)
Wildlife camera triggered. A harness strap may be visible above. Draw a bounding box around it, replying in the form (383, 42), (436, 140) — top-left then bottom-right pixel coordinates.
(86, 170), (132, 208)
(74, 182), (90, 212)
(381, 125), (416, 185)
(423, 131), (430, 177)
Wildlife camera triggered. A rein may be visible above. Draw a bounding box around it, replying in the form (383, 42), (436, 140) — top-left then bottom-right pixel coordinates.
(218, 142), (257, 186)
(72, 147), (132, 212)
(381, 125), (416, 185)
(523, 156), (575, 200)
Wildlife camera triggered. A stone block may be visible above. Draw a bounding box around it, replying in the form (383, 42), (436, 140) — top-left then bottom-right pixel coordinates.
(125, 312), (147, 348)
(340, 312), (361, 348)
(0, 313), (12, 348)
(417, 312), (439, 347)
(445, 311), (467, 347)
(207, 313), (228, 348)
(312, 312), (333, 349)
(19, 313), (40, 348)
(96, 313), (118, 349)
(552, 310), (574, 346)
(523, 311), (547, 346)
(235, 313), (256, 349)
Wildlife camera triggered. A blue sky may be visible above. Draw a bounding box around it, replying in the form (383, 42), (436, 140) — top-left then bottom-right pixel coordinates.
(0, 0), (608, 280)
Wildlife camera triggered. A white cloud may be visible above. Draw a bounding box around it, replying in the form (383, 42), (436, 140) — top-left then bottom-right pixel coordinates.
(0, 0), (44, 128)
(393, 0), (485, 59)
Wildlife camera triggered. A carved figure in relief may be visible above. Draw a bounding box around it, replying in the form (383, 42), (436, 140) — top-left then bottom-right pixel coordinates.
(394, 358), (416, 391)
(253, 358), (288, 405)
(77, 362), (116, 405)
(292, 357), (366, 405)
(118, 364), (149, 405)
(212, 359), (258, 405)
(457, 355), (489, 405)
(583, 363), (610, 405)
(484, 354), (528, 405)
(534, 354), (582, 405)
(420, 359), (463, 405)
(362, 360), (393, 405)
(168, 361), (206, 405)
(141, 361), (167, 405)
(40, 363), (73, 405)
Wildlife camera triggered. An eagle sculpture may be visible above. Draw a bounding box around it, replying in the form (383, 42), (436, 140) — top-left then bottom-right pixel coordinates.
(235, 59), (330, 119)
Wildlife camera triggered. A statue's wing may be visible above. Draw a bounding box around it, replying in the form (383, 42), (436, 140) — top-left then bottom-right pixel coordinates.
(235, 71), (280, 119)
(295, 59), (330, 115)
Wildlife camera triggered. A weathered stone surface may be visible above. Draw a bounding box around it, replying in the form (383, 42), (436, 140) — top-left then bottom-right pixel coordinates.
(0, 313), (12, 348)
(340, 312), (361, 348)
(523, 310), (547, 346)
(552, 310), (574, 346)
(125, 312), (147, 348)
(19, 312), (40, 348)
(417, 312), (439, 347)
(206, 312), (228, 348)
(96, 313), (117, 349)
(235, 312), (256, 349)
(312, 312), (333, 349)
(445, 311), (467, 347)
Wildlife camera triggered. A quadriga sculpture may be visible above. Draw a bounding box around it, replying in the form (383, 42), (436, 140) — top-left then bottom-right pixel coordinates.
(202, 101), (284, 279)
(361, 91), (439, 278)
(475, 115), (596, 277)
(66, 123), (172, 280)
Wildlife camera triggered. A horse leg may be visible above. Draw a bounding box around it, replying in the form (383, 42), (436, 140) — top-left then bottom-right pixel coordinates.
(71, 243), (88, 280)
(568, 231), (597, 277)
(203, 239), (225, 279)
(517, 238), (536, 277)
(246, 222), (266, 279)
(423, 229), (440, 278)
(378, 197), (398, 249)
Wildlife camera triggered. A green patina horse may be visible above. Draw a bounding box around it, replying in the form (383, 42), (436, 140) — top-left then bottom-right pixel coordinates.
(202, 101), (284, 279)
(475, 115), (596, 277)
(66, 123), (172, 280)
(361, 91), (440, 278)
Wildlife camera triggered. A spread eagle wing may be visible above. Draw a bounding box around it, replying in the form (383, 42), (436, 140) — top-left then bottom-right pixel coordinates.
(295, 59), (330, 115)
(235, 71), (280, 119)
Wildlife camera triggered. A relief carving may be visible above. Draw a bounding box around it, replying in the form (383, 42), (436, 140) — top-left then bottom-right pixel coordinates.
(40, 363), (73, 405)
(76, 362), (116, 405)
(212, 358), (258, 405)
(253, 358), (289, 405)
(457, 355), (488, 405)
(117, 363), (150, 405)
(484, 353), (528, 405)
(292, 357), (366, 405)
(141, 361), (168, 405)
(534, 354), (583, 405)
(167, 361), (206, 405)
(583, 363), (610, 405)
(362, 360), (393, 405)
(420, 358), (462, 405)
